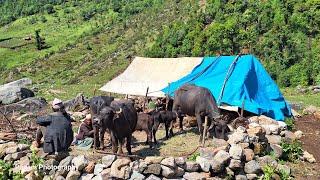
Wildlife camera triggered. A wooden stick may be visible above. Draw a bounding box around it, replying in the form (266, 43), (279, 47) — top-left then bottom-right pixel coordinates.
(202, 116), (208, 147)
(143, 87), (149, 111)
(95, 150), (143, 159)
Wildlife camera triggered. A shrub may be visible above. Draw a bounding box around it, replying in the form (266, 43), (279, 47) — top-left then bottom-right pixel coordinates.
(0, 160), (23, 180)
(284, 118), (294, 131)
(187, 152), (200, 161)
(43, 4), (55, 14)
(262, 165), (276, 180)
(280, 140), (303, 162)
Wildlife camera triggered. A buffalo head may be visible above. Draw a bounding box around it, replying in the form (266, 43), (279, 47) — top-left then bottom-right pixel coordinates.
(92, 106), (123, 127)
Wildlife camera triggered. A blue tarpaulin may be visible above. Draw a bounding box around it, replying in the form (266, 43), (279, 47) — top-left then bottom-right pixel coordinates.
(162, 55), (292, 121)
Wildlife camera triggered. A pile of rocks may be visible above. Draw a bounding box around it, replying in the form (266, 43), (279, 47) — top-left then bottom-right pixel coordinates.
(0, 115), (317, 180)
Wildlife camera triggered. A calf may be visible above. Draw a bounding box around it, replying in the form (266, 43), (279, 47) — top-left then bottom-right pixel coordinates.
(135, 113), (154, 147)
(151, 110), (177, 144)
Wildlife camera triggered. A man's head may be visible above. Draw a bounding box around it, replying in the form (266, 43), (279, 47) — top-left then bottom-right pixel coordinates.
(52, 98), (64, 112)
(84, 114), (92, 125)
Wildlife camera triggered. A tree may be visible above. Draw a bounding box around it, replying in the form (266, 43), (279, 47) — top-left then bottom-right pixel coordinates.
(35, 29), (46, 50)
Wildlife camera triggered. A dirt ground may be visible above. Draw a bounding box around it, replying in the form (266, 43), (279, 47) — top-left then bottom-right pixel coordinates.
(290, 115), (320, 179)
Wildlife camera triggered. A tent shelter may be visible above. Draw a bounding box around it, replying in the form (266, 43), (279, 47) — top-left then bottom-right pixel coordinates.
(100, 54), (292, 121)
(162, 55), (292, 121)
(100, 57), (202, 97)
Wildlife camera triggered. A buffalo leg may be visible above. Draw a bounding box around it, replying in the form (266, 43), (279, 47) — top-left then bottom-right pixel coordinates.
(111, 132), (118, 153)
(118, 139), (124, 154)
(126, 135), (132, 155)
(152, 121), (160, 145)
(196, 114), (204, 143)
(169, 120), (174, 137)
(165, 122), (169, 139)
(147, 131), (153, 148)
(178, 115), (184, 131)
(99, 127), (106, 150)
(93, 126), (100, 149)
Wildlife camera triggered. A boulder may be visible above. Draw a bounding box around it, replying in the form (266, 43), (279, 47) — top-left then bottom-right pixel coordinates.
(72, 155), (88, 171)
(196, 156), (211, 172)
(244, 160), (261, 174)
(161, 157), (176, 168)
(227, 132), (249, 144)
(265, 135), (282, 145)
(246, 174), (257, 180)
(110, 158), (131, 179)
(257, 156), (278, 167)
(270, 144), (283, 159)
(5, 145), (19, 154)
(130, 170), (145, 180)
(100, 168), (111, 178)
(174, 166), (185, 177)
(183, 172), (210, 180)
(145, 156), (164, 165)
(258, 115), (278, 125)
(184, 161), (200, 172)
(11, 151), (27, 161)
(101, 155), (116, 167)
(225, 167), (234, 177)
(79, 173), (95, 180)
(229, 144), (243, 160)
(247, 126), (265, 139)
(243, 149), (254, 162)
(175, 157), (186, 168)
(25, 171), (42, 180)
(209, 159), (224, 174)
(228, 159), (242, 170)
(146, 174), (161, 180)
(56, 156), (73, 177)
(18, 144), (29, 151)
(281, 131), (296, 141)
(303, 151), (316, 163)
(235, 175), (248, 180)
(239, 143), (250, 149)
(161, 165), (175, 178)
(143, 164), (162, 175)
(303, 105), (318, 114)
(66, 170), (81, 180)
(94, 164), (106, 175)
(213, 150), (230, 165)
(294, 130), (303, 139)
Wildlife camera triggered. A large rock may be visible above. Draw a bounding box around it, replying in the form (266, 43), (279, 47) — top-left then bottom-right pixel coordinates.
(213, 150), (230, 165)
(66, 170), (81, 180)
(265, 135), (282, 144)
(84, 161), (95, 174)
(257, 156), (278, 167)
(11, 151), (27, 161)
(145, 156), (164, 165)
(56, 156), (73, 177)
(79, 173), (95, 180)
(146, 174), (161, 180)
(174, 166), (185, 177)
(175, 157), (186, 168)
(277, 164), (291, 175)
(184, 161), (200, 172)
(161, 157), (176, 168)
(212, 137), (229, 149)
(303, 105), (318, 114)
(281, 131), (296, 142)
(0, 78), (32, 104)
(143, 164), (162, 175)
(196, 156), (211, 172)
(228, 159), (242, 170)
(270, 144), (283, 159)
(246, 174), (257, 180)
(110, 158), (131, 179)
(229, 144), (243, 160)
(236, 174), (248, 180)
(294, 130), (303, 139)
(94, 164), (106, 175)
(303, 151), (316, 163)
(247, 126), (266, 139)
(244, 160), (261, 174)
(258, 115), (278, 125)
(18, 144), (29, 151)
(209, 159), (224, 174)
(243, 149), (254, 162)
(72, 155), (88, 171)
(101, 155), (116, 167)
(183, 172), (210, 180)
(5, 145), (19, 154)
(161, 165), (175, 178)
(227, 132), (249, 144)
(25, 171), (42, 180)
(100, 168), (111, 179)
(130, 170), (145, 180)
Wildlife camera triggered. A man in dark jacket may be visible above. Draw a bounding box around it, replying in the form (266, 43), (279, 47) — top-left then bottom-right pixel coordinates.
(36, 98), (73, 154)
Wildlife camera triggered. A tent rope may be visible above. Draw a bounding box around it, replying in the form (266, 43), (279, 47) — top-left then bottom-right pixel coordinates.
(217, 54), (242, 105)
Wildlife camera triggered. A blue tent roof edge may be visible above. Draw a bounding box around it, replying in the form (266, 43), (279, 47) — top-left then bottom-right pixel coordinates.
(161, 54), (292, 121)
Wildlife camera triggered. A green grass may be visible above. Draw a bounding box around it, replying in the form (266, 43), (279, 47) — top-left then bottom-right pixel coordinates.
(282, 88), (320, 108)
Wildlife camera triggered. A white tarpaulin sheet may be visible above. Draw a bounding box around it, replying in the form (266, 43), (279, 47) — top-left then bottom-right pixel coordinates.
(100, 57), (203, 97)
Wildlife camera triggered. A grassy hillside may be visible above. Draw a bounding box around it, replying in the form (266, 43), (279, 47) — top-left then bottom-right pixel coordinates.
(0, 0), (320, 105)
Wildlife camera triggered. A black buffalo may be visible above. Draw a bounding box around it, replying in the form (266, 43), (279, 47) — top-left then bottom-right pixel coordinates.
(151, 110), (177, 144)
(172, 84), (229, 141)
(135, 113), (154, 147)
(93, 100), (137, 155)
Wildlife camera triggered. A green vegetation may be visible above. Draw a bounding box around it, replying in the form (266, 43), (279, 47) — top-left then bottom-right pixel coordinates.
(280, 140), (303, 162)
(284, 118), (294, 131)
(261, 164), (292, 180)
(0, 160), (24, 180)
(187, 152), (200, 161)
(0, 0), (320, 102)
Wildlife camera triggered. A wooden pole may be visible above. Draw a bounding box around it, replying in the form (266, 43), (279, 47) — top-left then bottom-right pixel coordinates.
(0, 109), (16, 134)
(202, 116), (208, 147)
(143, 87), (149, 111)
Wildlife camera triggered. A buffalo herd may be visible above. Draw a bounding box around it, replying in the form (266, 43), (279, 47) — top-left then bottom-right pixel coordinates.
(88, 84), (230, 155)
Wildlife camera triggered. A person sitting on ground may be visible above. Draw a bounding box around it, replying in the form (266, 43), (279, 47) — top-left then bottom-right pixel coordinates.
(73, 114), (95, 150)
(35, 98), (74, 154)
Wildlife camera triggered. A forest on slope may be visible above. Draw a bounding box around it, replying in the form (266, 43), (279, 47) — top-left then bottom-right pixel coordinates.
(0, 0), (319, 99)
